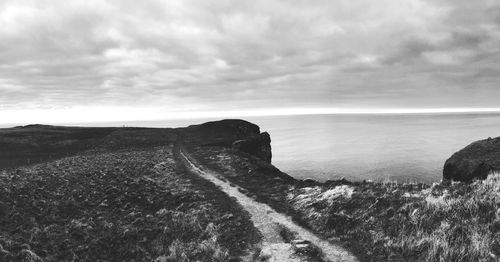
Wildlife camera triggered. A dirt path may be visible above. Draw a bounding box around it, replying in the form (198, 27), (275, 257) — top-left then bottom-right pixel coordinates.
(178, 148), (358, 262)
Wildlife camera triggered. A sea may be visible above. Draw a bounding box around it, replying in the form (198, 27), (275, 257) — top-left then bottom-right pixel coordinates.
(165, 113), (500, 183)
(246, 113), (500, 183)
(6, 113), (500, 183)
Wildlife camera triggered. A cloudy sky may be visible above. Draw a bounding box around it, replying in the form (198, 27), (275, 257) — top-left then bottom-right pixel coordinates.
(1, 0), (500, 124)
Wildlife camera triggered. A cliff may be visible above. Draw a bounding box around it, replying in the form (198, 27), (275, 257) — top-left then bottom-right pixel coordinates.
(183, 119), (272, 163)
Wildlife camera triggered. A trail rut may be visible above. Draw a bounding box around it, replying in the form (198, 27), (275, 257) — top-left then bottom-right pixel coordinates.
(178, 148), (358, 262)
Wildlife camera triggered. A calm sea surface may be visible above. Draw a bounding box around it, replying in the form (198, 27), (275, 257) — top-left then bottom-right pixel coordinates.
(244, 113), (500, 183)
(13, 113), (500, 183)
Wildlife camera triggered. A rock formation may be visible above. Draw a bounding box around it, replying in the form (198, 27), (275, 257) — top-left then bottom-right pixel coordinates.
(184, 119), (260, 144)
(232, 132), (272, 163)
(443, 136), (500, 182)
(184, 119), (272, 163)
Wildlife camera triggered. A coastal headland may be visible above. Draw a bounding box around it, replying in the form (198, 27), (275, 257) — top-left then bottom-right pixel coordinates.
(0, 120), (498, 261)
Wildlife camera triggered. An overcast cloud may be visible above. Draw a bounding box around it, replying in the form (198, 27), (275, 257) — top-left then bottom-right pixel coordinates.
(1, 0), (500, 123)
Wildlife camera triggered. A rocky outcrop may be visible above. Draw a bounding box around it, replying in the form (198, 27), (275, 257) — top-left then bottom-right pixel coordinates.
(183, 119), (261, 145)
(232, 132), (272, 163)
(197, 119), (261, 139)
(183, 119), (273, 163)
(443, 136), (500, 182)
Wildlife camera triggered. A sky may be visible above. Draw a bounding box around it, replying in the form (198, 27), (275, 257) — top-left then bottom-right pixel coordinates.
(1, 0), (500, 125)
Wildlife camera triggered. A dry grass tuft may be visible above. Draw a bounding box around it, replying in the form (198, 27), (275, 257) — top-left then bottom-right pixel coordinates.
(284, 174), (500, 261)
(395, 173), (500, 261)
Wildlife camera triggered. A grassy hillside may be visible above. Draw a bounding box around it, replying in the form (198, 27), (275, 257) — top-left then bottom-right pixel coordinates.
(0, 125), (181, 170)
(0, 125), (115, 169)
(0, 125), (259, 261)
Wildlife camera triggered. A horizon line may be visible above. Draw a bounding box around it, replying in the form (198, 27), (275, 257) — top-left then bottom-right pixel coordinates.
(224, 107), (500, 116)
(2, 107), (500, 127)
(160, 107), (500, 120)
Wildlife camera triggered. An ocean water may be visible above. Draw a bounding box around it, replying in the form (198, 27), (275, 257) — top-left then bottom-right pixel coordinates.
(12, 113), (500, 183)
(242, 113), (500, 183)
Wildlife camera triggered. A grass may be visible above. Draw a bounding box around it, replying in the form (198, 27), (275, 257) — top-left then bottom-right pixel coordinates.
(288, 174), (500, 261)
(155, 210), (230, 262)
(0, 125), (116, 169)
(0, 146), (259, 261)
(0, 125), (177, 170)
(189, 144), (500, 261)
(393, 173), (500, 261)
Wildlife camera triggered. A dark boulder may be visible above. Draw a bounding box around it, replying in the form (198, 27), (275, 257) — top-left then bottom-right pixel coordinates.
(232, 132), (272, 163)
(443, 137), (500, 182)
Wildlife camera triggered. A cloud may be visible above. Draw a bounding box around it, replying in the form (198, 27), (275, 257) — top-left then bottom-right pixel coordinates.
(1, 0), (500, 123)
